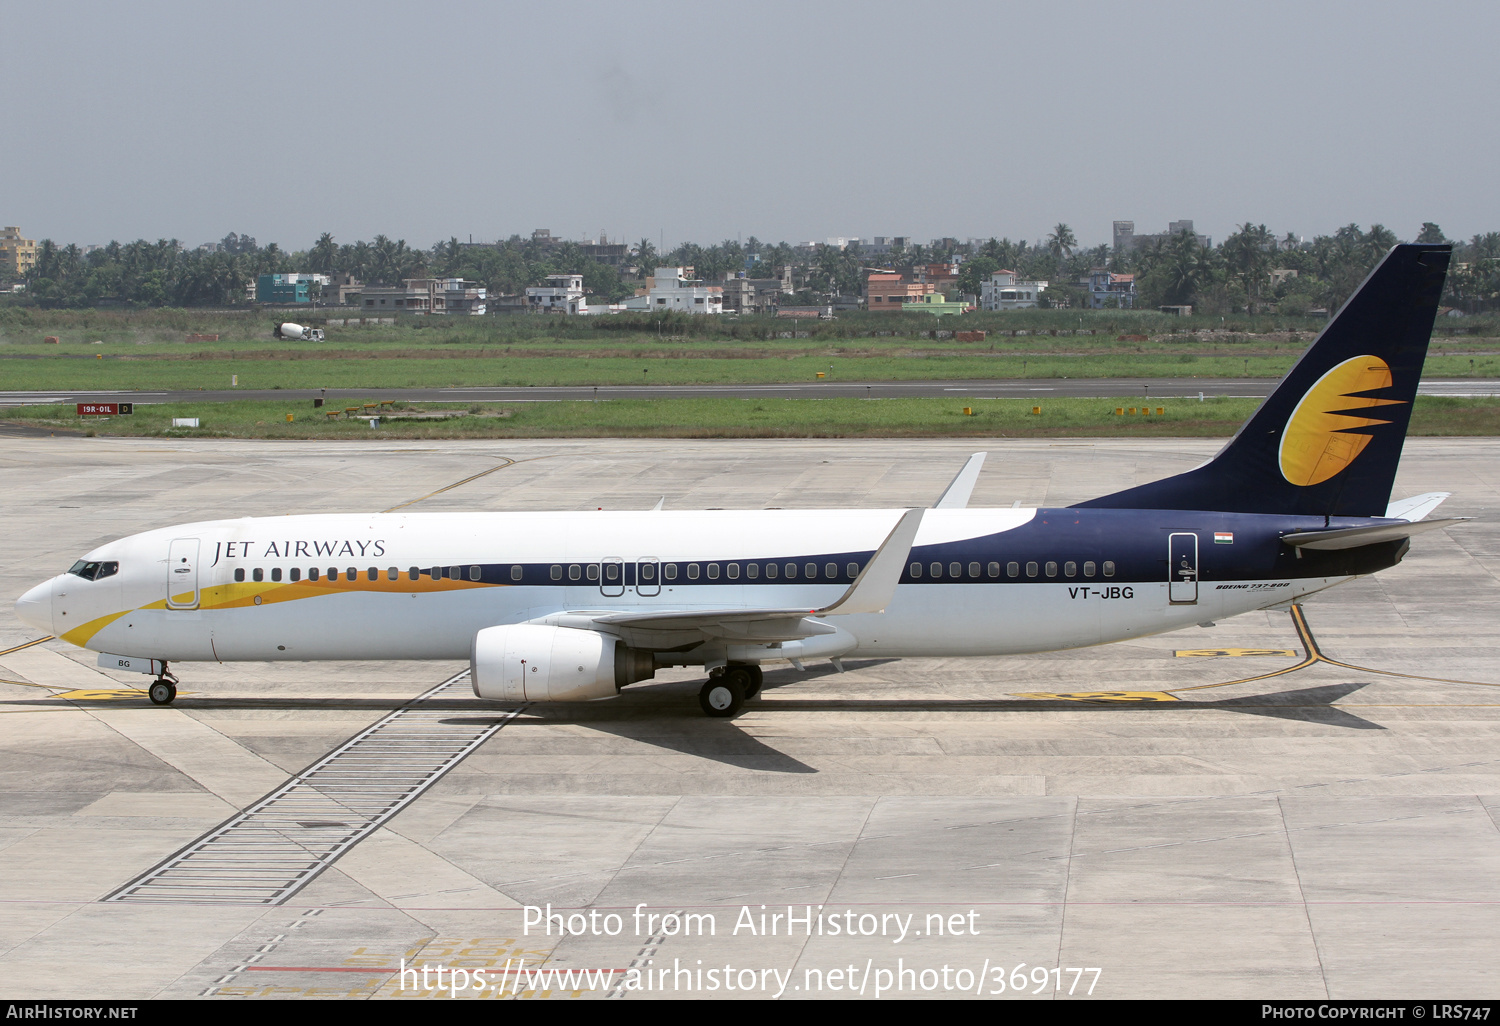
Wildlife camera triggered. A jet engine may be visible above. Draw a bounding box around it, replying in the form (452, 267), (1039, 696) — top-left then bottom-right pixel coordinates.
(470, 624), (658, 702)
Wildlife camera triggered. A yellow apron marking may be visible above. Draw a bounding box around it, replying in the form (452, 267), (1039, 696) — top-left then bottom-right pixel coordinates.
(1171, 604), (1500, 692)
(1175, 648), (1297, 658)
(1012, 691), (1180, 703)
(0, 637), (54, 657)
(53, 688), (151, 701)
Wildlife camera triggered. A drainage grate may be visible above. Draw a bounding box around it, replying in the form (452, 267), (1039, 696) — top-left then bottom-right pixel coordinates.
(103, 670), (521, 905)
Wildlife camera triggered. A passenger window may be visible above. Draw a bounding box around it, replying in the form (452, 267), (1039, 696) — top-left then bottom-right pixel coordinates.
(909, 561), (922, 578)
(1007, 562), (1019, 577)
(641, 563), (656, 581)
(968, 562), (980, 577)
(765, 563), (778, 579)
(929, 562), (942, 578)
(988, 562), (1000, 577)
(1026, 562), (1038, 577)
(605, 563), (620, 582)
(550, 565), (562, 580)
(664, 564), (677, 580)
(1064, 561), (1076, 577)
(367, 568), (377, 581)
(387, 567), (398, 581)
(234, 568), (245, 582)
(509, 565), (521, 581)
(271, 568), (282, 582)
(1083, 561), (1096, 578)
(568, 564), (581, 581)
(469, 566), (481, 581)
(707, 564), (720, 580)
(784, 563), (796, 579)
(805, 563), (817, 579)
(847, 562), (859, 578)
(309, 567), (320, 582)
(1103, 560), (1116, 577)
(1045, 561), (1057, 577)
(587, 564), (599, 581)
(446, 566), (459, 581)
(290, 568), (301, 582)
(949, 562), (961, 578)
(726, 563), (739, 579)
(348, 567), (358, 581)
(825, 562), (837, 578)
(746, 563), (758, 579)
(253, 568), (264, 582)
(687, 564), (699, 580)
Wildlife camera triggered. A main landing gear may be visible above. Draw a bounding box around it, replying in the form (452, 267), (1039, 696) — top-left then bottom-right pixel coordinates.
(148, 664), (178, 706)
(698, 664), (763, 718)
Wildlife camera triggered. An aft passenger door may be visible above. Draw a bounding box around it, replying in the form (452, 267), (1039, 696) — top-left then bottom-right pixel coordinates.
(1168, 532), (1198, 605)
(166, 538), (200, 609)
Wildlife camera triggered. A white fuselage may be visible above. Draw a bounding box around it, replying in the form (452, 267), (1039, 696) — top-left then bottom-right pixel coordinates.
(17, 508), (1346, 669)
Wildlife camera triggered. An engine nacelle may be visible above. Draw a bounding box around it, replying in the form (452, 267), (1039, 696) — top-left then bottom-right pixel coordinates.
(470, 624), (657, 702)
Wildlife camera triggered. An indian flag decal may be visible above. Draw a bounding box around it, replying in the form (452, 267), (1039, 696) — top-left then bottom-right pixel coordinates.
(1214, 532), (1234, 544)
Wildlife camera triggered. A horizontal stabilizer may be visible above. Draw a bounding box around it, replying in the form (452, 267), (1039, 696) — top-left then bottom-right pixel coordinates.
(1281, 517), (1470, 551)
(1384, 492), (1449, 522)
(934, 453), (987, 509)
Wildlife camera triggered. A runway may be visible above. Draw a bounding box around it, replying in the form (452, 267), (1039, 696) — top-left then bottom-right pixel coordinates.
(1, 377), (1498, 407)
(1, 437), (1498, 999)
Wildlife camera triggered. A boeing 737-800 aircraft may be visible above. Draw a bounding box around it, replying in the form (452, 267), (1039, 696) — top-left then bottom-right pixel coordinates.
(12, 245), (1463, 717)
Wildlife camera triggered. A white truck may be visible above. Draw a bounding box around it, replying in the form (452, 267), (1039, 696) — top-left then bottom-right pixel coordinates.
(274, 322), (325, 342)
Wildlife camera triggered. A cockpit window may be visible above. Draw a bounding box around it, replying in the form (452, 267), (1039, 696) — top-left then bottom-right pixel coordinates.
(67, 560), (118, 581)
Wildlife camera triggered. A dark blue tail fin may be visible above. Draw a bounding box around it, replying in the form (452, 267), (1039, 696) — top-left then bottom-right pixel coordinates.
(1075, 243), (1451, 517)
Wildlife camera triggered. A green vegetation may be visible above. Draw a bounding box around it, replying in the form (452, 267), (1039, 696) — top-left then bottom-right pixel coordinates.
(7, 395), (1498, 441)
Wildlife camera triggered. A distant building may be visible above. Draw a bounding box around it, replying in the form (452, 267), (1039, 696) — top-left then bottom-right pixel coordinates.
(857, 236), (910, 257)
(902, 292), (970, 317)
(720, 272), (789, 314)
(1113, 219), (1211, 252)
(647, 267), (722, 314)
(361, 278), (487, 315)
(1088, 268), (1136, 309)
(0, 227), (37, 277)
(525, 274), (588, 314)
(916, 262), (961, 291)
(256, 273), (331, 304)
(580, 233), (629, 267)
(865, 273), (933, 311)
(980, 270), (1048, 310)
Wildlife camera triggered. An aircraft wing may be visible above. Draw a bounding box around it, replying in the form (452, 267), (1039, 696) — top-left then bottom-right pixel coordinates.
(530, 508), (925, 647)
(1281, 517), (1470, 551)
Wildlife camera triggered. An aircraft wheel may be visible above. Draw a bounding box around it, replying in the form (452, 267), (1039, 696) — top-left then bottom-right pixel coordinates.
(737, 664), (763, 699)
(699, 677), (744, 718)
(149, 680), (177, 706)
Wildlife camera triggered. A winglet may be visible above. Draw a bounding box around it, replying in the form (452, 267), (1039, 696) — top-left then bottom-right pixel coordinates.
(934, 453), (987, 509)
(817, 508), (923, 616)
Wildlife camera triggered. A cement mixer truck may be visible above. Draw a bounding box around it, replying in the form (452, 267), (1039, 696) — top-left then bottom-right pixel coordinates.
(274, 323), (325, 342)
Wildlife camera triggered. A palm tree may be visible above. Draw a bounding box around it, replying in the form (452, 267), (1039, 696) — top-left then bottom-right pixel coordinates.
(1047, 223), (1077, 261)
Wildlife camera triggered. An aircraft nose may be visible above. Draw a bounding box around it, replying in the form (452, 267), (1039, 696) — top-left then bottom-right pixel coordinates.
(13, 578), (55, 634)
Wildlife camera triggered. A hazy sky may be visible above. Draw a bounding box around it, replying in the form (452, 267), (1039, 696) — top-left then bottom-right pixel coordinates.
(7, 0), (1497, 252)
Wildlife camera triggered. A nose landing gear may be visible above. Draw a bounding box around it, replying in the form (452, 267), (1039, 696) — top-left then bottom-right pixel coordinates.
(148, 664), (178, 706)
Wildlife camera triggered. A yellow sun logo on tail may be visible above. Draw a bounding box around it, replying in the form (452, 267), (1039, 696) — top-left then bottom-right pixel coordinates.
(1279, 356), (1406, 486)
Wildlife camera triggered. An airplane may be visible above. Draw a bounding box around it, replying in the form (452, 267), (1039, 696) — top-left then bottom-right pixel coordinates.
(12, 244), (1464, 718)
